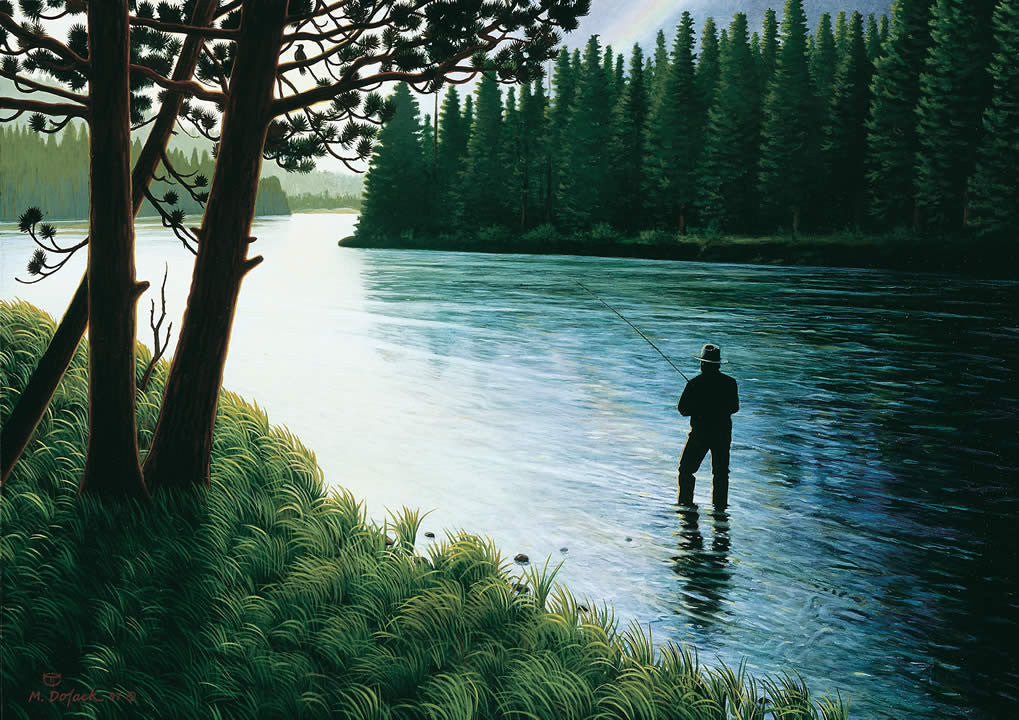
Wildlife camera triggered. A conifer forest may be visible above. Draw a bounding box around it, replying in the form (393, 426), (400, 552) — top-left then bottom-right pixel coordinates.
(355, 0), (1018, 253)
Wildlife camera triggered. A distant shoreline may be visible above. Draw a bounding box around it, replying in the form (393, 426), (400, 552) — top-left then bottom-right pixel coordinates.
(339, 231), (1018, 279)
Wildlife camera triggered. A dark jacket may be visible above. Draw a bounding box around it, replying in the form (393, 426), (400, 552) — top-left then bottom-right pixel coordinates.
(678, 370), (739, 433)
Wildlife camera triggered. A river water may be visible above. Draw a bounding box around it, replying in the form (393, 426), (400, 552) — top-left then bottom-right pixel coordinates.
(2, 213), (1017, 719)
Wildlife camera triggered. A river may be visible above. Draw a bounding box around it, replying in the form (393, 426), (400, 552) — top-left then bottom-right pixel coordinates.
(2, 213), (1017, 719)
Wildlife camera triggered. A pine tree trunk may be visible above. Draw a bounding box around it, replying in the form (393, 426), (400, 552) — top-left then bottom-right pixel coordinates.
(792, 206), (801, 236)
(680, 203), (687, 235)
(79, 0), (148, 498)
(143, 1), (286, 490)
(0, 0), (219, 488)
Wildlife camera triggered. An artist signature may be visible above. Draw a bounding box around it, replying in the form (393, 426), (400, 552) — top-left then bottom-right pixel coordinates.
(27, 673), (137, 707)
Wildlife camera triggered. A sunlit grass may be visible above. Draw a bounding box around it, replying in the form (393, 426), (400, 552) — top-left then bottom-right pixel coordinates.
(1, 300), (852, 718)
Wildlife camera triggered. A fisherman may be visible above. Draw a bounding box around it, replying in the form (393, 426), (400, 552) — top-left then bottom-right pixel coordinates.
(677, 344), (739, 508)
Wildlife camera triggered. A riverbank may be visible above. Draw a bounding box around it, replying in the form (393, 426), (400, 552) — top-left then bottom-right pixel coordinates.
(341, 226), (1017, 278)
(0, 300), (851, 719)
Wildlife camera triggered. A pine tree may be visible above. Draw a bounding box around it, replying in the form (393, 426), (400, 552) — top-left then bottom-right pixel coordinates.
(521, 79), (549, 227)
(547, 47), (576, 222)
(651, 28), (670, 95)
(699, 13), (761, 232)
(968, 0), (1019, 240)
(865, 14), (883, 61)
(866, 0), (935, 228)
(823, 11), (873, 229)
(602, 44), (619, 110)
(758, 0), (818, 234)
(557, 35), (612, 228)
(915, 0), (998, 232)
(810, 13), (837, 114)
(502, 87), (524, 228)
(644, 14), (701, 232)
(834, 11), (848, 61)
(461, 72), (507, 228)
(435, 85), (465, 226)
(357, 83), (426, 239)
(609, 43), (649, 230)
(759, 9), (780, 94)
(697, 17), (721, 110)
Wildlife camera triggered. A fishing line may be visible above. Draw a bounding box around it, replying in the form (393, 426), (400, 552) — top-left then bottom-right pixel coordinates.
(575, 280), (690, 382)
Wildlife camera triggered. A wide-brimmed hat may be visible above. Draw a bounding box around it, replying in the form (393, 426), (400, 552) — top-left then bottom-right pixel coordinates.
(694, 344), (728, 364)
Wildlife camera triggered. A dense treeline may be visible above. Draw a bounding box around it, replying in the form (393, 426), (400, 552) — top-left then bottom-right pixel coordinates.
(0, 123), (290, 220)
(357, 0), (1018, 247)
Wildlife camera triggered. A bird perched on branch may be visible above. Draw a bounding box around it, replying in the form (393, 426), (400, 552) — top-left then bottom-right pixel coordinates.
(294, 44), (319, 82)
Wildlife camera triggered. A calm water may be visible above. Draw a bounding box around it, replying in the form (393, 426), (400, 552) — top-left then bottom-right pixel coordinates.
(2, 214), (1017, 719)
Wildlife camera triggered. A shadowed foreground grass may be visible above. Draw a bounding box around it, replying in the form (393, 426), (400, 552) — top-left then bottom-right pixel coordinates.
(0, 300), (851, 719)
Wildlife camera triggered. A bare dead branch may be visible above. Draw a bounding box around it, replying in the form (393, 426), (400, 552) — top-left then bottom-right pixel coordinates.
(139, 263), (172, 392)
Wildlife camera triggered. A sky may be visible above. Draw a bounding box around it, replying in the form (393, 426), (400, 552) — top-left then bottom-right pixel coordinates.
(566, 0), (895, 52)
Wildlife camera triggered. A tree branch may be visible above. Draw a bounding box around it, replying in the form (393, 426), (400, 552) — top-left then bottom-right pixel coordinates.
(129, 15), (239, 40)
(0, 12), (89, 72)
(0, 96), (87, 118)
(0, 68), (89, 104)
(130, 63), (226, 104)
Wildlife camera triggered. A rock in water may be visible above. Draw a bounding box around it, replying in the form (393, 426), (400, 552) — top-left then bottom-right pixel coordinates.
(424, 531), (435, 538)
(560, 547), (569, 553)
(514, 553), (529, 564)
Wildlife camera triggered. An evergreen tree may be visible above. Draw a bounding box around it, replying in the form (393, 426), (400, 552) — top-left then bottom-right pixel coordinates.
(435, 86), (465, 226)
(834, 11), (849, 61)
(758, 0), (818, 234)
(651, 28), (670, 95)
(522, 79), (550, 226)
(548, 47), (577, 223)
(502, 87), (524, 228)
(557, 35), (612, 228)
(420, 112), (437, 227)
(602, 44), (619, 110)
(644, 14), (701, 232)
(699, 13), (761, 232)
(865, 14), (883, 60)
(879, 15), (890, 47)
(759, 9), (780, 94)
(810, 13), (837, 113)
(751, 31), (762, 70)
(357, 83), (426, 238)
(823, 11), (873, 229)
(609, 43), (649, 230)
(915, 0), (997, 232)
(969, 0), (1019, 240)
(461, 72), (507, 228)
(866, 0), (935, 227)
(462, 95), (474, 147)
(697, 17), (721, 110)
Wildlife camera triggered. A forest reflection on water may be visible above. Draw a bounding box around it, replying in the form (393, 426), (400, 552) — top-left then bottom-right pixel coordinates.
(1, 213), (1017, 719)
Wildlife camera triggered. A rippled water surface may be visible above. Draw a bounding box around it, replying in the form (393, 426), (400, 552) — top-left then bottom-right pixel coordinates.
(3, 214), (1017, 719)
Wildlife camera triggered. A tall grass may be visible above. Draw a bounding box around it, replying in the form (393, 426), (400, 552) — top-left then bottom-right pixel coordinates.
(0, 300), (851, 719)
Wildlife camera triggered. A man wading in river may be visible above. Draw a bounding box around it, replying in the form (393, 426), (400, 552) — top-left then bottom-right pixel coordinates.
(677, 344), (739, 508)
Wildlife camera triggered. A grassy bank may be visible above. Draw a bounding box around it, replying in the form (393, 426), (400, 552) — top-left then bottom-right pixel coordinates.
(342, 225), (1017, 278)
(1, 300), (850, 719)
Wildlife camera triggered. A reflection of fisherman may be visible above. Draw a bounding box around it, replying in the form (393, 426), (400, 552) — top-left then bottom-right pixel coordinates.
(672, 507), (733, 624)
(677, 344), (739, 508)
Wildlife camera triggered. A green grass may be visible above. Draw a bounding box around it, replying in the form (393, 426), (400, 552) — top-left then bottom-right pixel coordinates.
(0, 300), (851, 719)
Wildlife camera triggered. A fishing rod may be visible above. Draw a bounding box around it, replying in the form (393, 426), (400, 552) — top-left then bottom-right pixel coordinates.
(576, 281), (690, 382)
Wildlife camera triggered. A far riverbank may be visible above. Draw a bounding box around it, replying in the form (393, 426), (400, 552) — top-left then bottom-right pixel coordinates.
(341, 227), (1017, 279)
